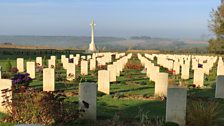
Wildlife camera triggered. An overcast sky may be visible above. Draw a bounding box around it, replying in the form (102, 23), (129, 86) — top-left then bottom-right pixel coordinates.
(0, 0), (221, 39)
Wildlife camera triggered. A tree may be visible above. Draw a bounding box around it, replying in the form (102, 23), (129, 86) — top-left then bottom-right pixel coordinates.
(208, 4), (224, 53)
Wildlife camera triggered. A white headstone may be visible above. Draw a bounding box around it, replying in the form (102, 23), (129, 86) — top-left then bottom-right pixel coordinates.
(66, 63), (76, 81)
(0, 79), (12, 113)
(43, 68), (55, 91)
(107, 65), (116, 82)
(36, 57), (42, 66)
(26, 62), (35, 79)
(17, 58), (24, 72)
(155, 73), (168, 96)
(98, 70), (110, 94)
(81, 60), (88, 75)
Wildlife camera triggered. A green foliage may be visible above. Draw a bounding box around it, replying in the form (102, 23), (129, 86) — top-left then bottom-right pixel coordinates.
(1, 72), (11, 79)
(5, 59), (12, 72)
(187, 100), (224, 126)
(1, 89), (80, 125)
(209, 4), (224, 37)
(136, 107), (165, 126)
(208, 4), (224, 53)
(165, 122), (179, 126)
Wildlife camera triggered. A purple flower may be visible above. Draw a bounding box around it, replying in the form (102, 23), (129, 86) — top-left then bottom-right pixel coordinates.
(12, 73), (32, 85)
(68, 58), (74, 63)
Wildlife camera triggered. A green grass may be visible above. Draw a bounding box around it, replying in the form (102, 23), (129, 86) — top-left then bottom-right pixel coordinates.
(0, 53), (223, 125)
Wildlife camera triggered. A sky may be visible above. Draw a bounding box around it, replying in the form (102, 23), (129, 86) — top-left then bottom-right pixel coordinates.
(0, 0), (221, 39)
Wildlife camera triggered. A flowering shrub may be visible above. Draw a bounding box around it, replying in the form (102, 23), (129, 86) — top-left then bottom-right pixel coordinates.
(12, 73), (32, 88)
(67, 73), (75, 81)
(1, 89), (80, 125)
(51, 65), (55, 69)
(124, 62), (143, 70)
(2, 73), (11, 79)
(97, 65), (107, 70)
(10, 67), (18, 74)
(56, 63), (63, 70)
(36, 65), (43, 73)
(167, 70), (176, 75)
(68, 58), (74, 63)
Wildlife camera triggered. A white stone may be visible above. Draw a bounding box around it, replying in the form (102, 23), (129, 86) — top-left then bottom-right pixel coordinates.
(36, 57), (42, 66)
(107, 65), (116, 82)
(66, 63), (76, 81)
(181, 64), (189, 80)
(48, 59), (55, 69)
(43, 68), (55, 91)
(98, 70), (110, 94)
(155, 73), (168, 96)
(17, 58), (24, 72)
(81, 60), (88, 75)
(193, 69), (204, 87)
(26, 62), (35, 79)
(0, 79), (12, 113)
(90, 59), (96, 71)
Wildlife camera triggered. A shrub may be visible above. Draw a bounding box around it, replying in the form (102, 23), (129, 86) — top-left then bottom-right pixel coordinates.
(97, 65), (107, 70)
(35, 65), (43, 73)
(187, 100), (224, 126)
(10, 67), (18, 74)
(1, 89), (80, 125)
(68, 58), (74, 63)
(124, 62), (143, 70)
(5, 60), (12, 72)
(55, 72), (66, 81)
(12, 73), (32, 90)
(56, 63), (63, 70)
(1, 72), (11, 79)
(136, 107), (165, 126)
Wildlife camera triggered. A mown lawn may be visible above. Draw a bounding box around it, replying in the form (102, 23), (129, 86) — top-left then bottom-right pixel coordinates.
(0, 53), (223, 125)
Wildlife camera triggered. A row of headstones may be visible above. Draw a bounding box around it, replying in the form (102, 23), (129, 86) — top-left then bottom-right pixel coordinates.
(98, 53), (132, 94)
(145, 53), (218, 87)
(142, 53), (224, 98)
(138, 53), (168, 96)
(0, 53), (131, 118)
(16, 52), (124, 80)
(2, 74), (224, 125)
(139, 53), (224, 125)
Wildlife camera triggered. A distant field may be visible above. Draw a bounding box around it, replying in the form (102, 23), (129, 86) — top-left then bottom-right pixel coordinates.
(0, 35), (208, 51)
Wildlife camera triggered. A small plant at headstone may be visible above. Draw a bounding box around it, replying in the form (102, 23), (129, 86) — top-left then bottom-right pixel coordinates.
(120, 80), (126, 85)
(124, 61), (143, 70)
(187, 100), (224, 126)
(35, 65), (43, 73)
(10, 67), (18, 74)
(68, 58), (74, 63)
(43, 56), (47, 67)
(56, 63), (63, 70)
(5, 59), (12, 72)
(1, 72), (11, 79)
(12, 73), (32, 90)
(136, 107), (165, 126)
(113, 92), (125, 99)
(55, 71), (66, 81)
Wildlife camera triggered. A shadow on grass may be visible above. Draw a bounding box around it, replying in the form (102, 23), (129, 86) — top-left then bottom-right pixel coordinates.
(188, 88), (215, 98)
(110, 86), (154, 95)
(97, 99), (166, 120)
